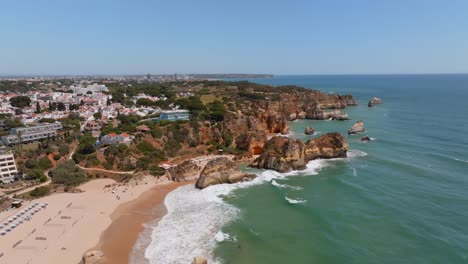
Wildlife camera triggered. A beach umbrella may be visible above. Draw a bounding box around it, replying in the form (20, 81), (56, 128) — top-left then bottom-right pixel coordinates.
(10, 224), (16, 229)
(1, 231), (6, 235)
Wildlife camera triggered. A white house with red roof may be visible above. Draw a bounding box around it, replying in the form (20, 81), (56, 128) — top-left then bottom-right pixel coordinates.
(100, 132), (133, 145)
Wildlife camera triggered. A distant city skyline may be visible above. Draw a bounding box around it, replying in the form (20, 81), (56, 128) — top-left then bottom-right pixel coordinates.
(1, 0), (467, 75)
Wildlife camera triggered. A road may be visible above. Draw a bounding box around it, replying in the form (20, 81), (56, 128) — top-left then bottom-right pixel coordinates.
(6, 171), (51, 199)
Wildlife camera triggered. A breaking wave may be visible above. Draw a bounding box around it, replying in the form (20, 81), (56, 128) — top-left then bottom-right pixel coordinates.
(143, 149), (368, 263)
(271, 180), (303, 190)
(285, 196), (307, 204)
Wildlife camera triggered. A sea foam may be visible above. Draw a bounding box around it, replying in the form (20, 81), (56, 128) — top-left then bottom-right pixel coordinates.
(271, 180), (303, 190)
(144, 149), (368, 263)
(285, 196), (307, 204)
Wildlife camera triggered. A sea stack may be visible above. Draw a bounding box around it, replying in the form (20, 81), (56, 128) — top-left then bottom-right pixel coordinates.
(361, 136), (371, 142)
(348, 120), (365, 134)
(368, 97), (382, 107)
(304, 126), (315, 135)
(251, 133), (349, 173)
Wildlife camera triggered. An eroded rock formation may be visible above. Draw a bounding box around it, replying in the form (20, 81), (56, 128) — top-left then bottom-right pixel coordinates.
(368, 97), (382, 107)
(348, 120), (365, 134)
(251, 133), (349, 172)
(167, 160), (202, 182)
(195, 157), (256, 189)
(80, 250), (104, 264)
(304, 132), (349, 160)
(304, 126), (315, 135)
(192, 256), (208, 264)
(250, 136), (307, 173)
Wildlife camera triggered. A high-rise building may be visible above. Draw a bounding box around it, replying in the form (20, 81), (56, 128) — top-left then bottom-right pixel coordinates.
(0, 149), (18, 184)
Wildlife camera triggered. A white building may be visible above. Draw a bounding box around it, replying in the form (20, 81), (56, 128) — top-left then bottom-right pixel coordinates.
(100, 133), (133, 145)
(0, 150), (18, 184)
(1, 122), (62, 145)
(70, 83), (109, 94)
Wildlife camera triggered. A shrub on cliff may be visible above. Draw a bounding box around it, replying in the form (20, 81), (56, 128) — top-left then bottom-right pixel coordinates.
(30, 186), (49, 197)
(50, 160), (87, 186)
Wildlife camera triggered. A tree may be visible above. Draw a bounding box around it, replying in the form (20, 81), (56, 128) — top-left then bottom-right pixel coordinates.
(80, 99), (84, 106)
(93, 111), (102, 120)
(49, 160), (87, 186)
(10, 96), (31, 108)
(35, 101), (41, 113)
(30, 186), (49, 197)
(57, 102), (66, 111)
(86, 91), (93, 95)
(208, 100), (226, 122)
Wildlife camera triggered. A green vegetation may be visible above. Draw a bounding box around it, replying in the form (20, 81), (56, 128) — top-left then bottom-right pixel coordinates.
(30, 186), (49, 197)
(50, 160), (87, 186)
(9, 96), (31, 108)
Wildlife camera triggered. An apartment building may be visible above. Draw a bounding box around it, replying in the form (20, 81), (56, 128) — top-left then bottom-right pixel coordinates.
(1, 122), (62, 145)
(0, 149), (18, 184)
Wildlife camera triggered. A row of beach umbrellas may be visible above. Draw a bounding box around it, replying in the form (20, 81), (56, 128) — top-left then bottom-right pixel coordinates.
(0, 202), (48, 236)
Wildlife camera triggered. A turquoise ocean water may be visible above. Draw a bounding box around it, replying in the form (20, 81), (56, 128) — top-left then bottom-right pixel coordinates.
(212, 75), (468, 264)
(143, 75), (468, 264)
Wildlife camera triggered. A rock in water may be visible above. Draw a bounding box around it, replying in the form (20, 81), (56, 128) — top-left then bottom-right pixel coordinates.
(80, 250), (103, 264)
(250, 136), (307, 173)
(195, 157), (256, 189)
(348, 120), (365, 134)
(192, 256), (208, 264)
(361, 136), (371, 142)
(251, 133), (348, 172)
(368, 97), (382, 107)
(304, 126), (315, 135)
(304, 132), (349, 160)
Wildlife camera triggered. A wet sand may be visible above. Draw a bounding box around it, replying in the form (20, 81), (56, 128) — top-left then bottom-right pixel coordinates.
(95, 181), (193, 264)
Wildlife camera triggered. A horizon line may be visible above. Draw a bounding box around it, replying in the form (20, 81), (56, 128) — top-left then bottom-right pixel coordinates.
(1, 72), (468, 78)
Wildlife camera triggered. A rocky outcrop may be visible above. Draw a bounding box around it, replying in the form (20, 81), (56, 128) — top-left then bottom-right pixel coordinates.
(368, 97), (382, 107)
(304, 126), (315, 135)
(348, 120), (365, 134)
(250, 136), (307, 172)
(306, 109), (349, 120)
(361, 136), (371, 142)
(304, 132), (349, 160)
(167, 160), (202, 182)
(342, 94), (359, 106)
(195, 157), (256, 189)
(192, 256), (208, 264)
(236, 130), (267, 155)
(251, 133), (349, 172)
(80, 250), (103, 264)
(266, 114), (289, 134)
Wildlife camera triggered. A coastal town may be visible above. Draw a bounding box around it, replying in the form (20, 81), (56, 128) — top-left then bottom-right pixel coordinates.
(0, 75), (368, 264)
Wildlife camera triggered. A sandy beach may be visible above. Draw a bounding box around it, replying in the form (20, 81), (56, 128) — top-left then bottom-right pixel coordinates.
(95, 181), (191, 264)
(0, 176), (166, 264)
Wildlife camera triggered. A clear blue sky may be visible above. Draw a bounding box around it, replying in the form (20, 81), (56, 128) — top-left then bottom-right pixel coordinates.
(1, 0), (467, 75)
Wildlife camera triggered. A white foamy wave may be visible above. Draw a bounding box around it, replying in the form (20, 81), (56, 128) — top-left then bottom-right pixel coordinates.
(215, 230), (236, 242)
(453, 157), (468, 163)
(144, 156), (346, 263)
(285, 196), (307, 204)
(347, 149), (368, 158)
(144, 185), (238, 264)
(271, 180), (303, 190)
